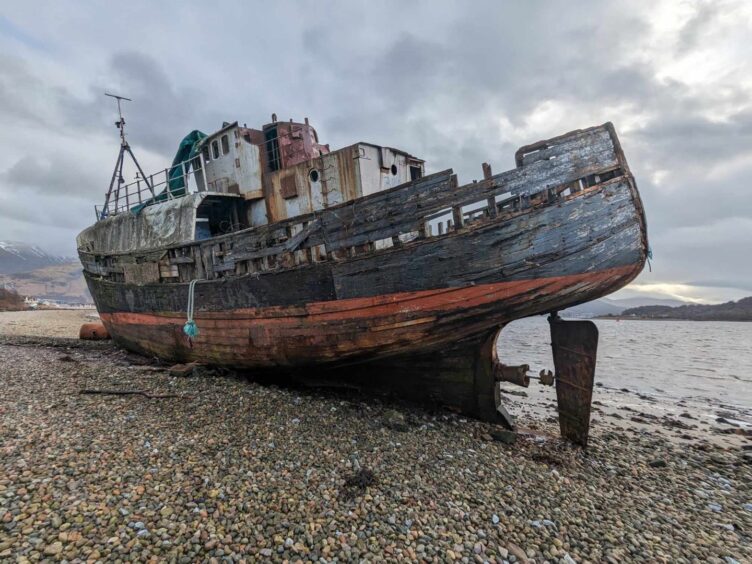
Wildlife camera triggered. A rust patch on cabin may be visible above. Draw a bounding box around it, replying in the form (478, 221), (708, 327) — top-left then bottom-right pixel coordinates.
(280, 174), (299, 199)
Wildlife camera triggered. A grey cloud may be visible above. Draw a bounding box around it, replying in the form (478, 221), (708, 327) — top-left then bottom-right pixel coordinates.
(687, 279), (752, 292)
(0, 189), (92, 232)
(0, 56), (51, 127)
(60, 52), (213, 156)
(2, 155), (104, 198)
(676, 1), (720, 54)
(634, 109), (752, 169)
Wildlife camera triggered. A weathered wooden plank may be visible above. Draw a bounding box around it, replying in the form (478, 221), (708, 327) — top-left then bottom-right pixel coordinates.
(330, 180), (640, 300)
(123, 263), (160, 285)
(303, 126), (618, 251)
(94, 260), (639, 371)
(230, 219), (321, 262)
(202, 169), (454, 255)
(88, 177), (642, 314)
(516, 127), (612, 167)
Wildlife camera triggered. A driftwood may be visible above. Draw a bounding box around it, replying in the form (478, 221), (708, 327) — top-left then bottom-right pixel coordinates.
(78, 389), (193, 400)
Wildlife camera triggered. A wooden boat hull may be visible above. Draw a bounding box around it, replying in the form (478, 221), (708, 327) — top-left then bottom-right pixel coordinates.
(81, 122), (647, 373)
(86, 167), (646, 367)
(93, 263), (639, 366)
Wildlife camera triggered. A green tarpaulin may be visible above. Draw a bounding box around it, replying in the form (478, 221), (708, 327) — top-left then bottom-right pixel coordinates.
(132, 130), (207, 213)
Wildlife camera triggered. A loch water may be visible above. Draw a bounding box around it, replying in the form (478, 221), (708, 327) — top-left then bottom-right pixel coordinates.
(498, 316), (752, 425)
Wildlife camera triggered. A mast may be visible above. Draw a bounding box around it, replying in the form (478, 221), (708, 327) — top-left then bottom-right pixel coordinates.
(100, 93), (154, 220)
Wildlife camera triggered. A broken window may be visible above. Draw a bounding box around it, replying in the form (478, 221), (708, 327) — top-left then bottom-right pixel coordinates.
(265, 126), (280, 171)
(221, 135), (230, 155)
(211, 140), (220, 160)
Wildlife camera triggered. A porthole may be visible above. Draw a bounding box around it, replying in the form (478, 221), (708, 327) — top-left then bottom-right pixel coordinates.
(390, 164), (398, 176)
(309, 169), (320, 183)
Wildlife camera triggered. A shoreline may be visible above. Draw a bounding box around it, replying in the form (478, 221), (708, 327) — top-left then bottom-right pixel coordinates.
(594, 315), (752, 322)
(0, 312), (750, 562)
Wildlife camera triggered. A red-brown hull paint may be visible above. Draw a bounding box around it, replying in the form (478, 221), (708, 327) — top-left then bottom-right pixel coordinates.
(99, 264), (638, 368)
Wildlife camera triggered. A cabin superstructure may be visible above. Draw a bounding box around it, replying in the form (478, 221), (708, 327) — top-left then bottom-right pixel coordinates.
(81, 116), (425, 254)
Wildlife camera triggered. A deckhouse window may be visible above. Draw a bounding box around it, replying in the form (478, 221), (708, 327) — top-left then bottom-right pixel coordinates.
(211, 140), (220, 160)
(221, 135), (230, 155)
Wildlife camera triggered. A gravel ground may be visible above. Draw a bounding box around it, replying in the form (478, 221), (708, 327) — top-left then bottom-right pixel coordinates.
(0, 337), (750, 563)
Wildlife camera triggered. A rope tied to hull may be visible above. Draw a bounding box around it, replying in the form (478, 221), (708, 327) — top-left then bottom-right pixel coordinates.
(183, 279), (199, 339)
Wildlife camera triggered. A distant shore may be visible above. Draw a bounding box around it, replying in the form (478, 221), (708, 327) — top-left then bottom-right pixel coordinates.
(0, 309), (749, 562)
(596, 315), (752, 322)
(608, 297), (752, 322)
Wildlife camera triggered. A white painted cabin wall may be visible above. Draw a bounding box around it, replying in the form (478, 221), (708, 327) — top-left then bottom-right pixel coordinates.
(357, 145), (413, 196)
(235, 136), (262, 193)
(249, 200), (268, 226)
(202, 126), (262, 195)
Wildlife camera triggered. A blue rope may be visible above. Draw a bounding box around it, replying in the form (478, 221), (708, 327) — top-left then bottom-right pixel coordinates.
(183, 279), (199, 338)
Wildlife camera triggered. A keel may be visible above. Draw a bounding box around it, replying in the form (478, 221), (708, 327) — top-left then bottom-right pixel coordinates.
(304, 314), (599, 446)
(548, 313), (598, 446)
(313, 327), (516, 429)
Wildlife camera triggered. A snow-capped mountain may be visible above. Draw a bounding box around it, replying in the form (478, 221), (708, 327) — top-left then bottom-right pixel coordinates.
(0, 241), (68, 275)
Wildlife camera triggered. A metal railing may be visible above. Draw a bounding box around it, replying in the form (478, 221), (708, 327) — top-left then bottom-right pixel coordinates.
(95, 124), (319, 220)
(96, 156), (219, 220)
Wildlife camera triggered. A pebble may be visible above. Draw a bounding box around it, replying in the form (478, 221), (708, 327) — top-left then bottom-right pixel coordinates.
(490, 429), (517, 444)
(0, 336), (749, 563)
(43, 542), (63, 555)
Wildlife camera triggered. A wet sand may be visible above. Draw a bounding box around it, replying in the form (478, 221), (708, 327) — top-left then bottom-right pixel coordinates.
(502, 383), (751, 451)
(0, 310), (749, 562)
(0, 310), (98, 339)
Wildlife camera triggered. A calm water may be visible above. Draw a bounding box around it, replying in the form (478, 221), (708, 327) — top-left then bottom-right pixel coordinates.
(498, 317), (752, 417)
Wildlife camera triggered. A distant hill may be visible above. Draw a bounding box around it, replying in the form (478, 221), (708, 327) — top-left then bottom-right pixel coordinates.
(563, 296), (689, 318)
(0, 241), (67, 274)
(606, 297), (687, 309)
(620, 297), (752, 321)
(0, 262), (90, 304)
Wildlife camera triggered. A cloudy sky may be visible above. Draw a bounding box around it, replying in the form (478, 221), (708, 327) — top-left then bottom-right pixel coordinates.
(1, 1), (751, 303)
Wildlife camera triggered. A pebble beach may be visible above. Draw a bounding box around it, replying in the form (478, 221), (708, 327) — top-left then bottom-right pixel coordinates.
(0, 311), (750, 563)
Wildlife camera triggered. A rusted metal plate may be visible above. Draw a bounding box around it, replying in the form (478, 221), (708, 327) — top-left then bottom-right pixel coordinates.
(280, 174), (299, 199)
(549, 316), (598, 447)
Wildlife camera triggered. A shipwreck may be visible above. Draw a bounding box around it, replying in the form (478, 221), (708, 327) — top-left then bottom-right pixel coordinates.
(78, 106), (648, 445)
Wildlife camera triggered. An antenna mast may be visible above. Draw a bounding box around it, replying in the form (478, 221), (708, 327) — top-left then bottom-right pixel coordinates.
(100, 92), (155, 219)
